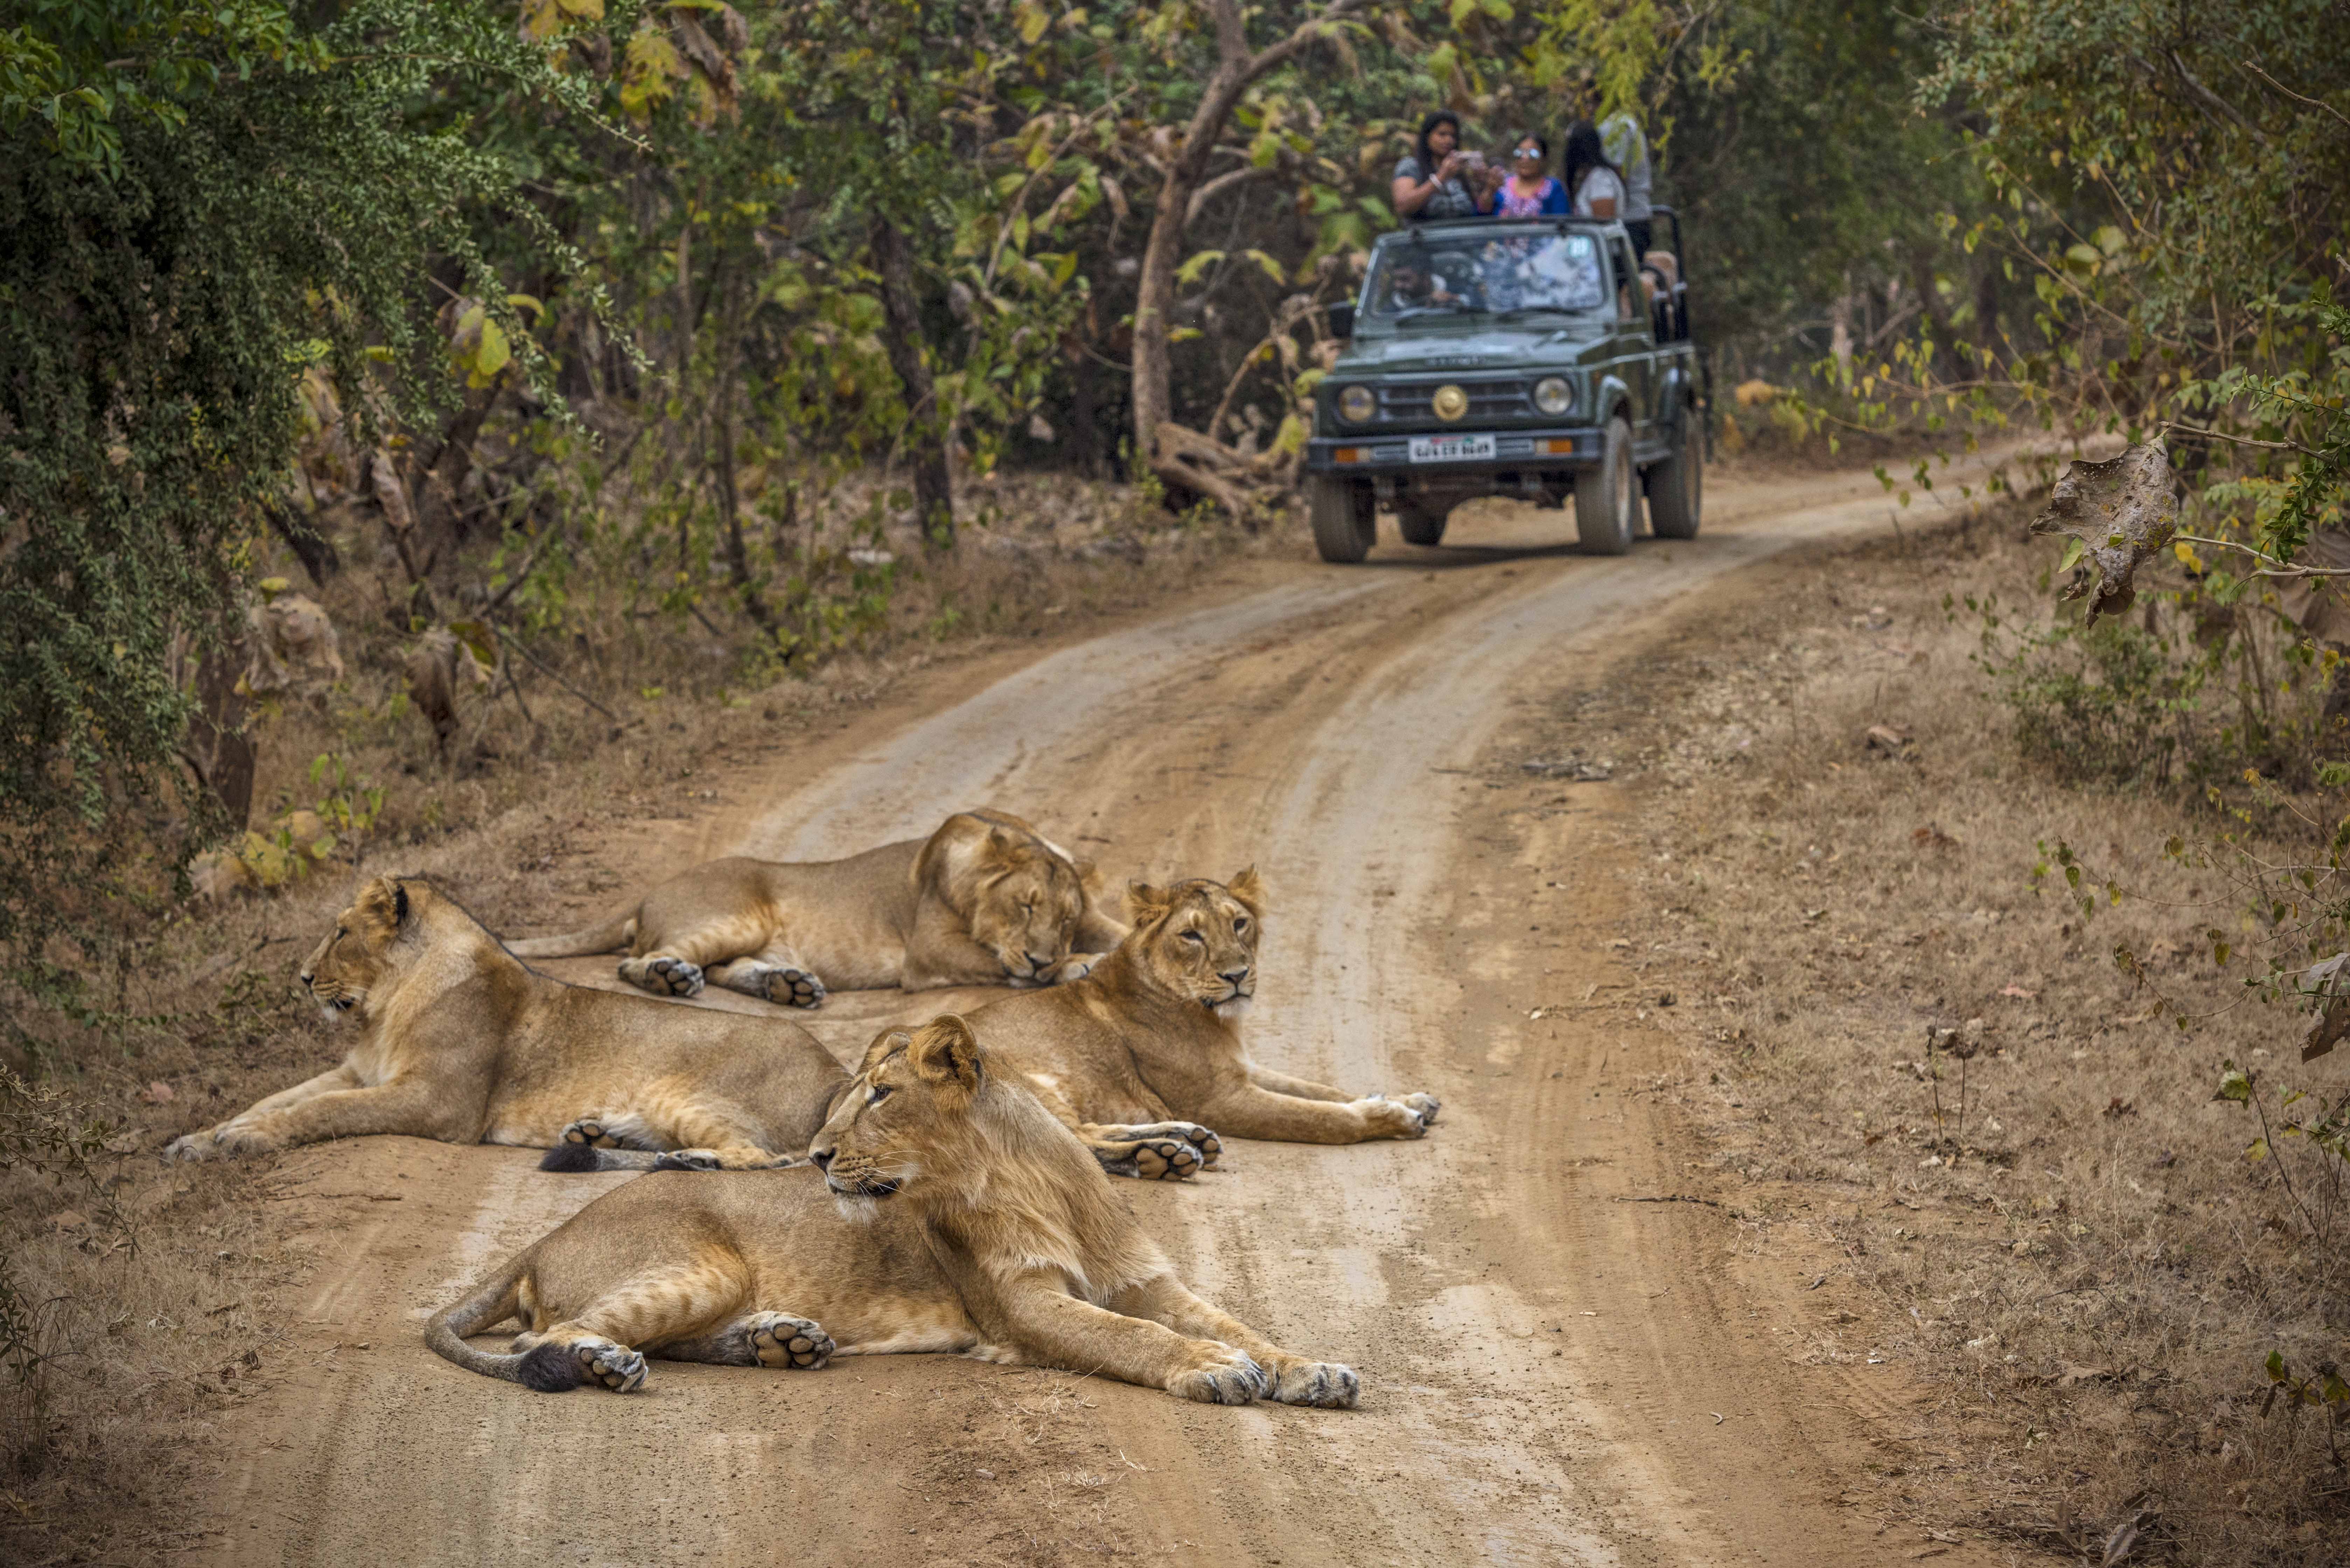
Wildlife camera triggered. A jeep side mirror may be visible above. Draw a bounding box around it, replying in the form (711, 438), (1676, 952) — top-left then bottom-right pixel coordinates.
(1326, 302), (1355, 340)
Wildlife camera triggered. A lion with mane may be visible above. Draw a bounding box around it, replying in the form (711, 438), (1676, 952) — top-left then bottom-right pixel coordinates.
(425, 1015), (1358, 1407)
(167, 876), (847, 1170)
(502, 809), (1124, 1009)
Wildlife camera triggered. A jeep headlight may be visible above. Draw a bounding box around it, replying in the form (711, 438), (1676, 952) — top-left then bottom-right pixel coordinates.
(1534, 376), (1573, 416)
(1338, 384), (1377, 423)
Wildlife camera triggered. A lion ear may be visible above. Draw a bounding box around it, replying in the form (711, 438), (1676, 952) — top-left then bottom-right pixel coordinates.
(858, 1028), (913, 1075)
(1126, 880), (1172, 925)
(978, 827), (1023, 871)
(908, 1015), (982, 1099)
(354, 876), (410, 935)
(1227, 866), (1266, 913)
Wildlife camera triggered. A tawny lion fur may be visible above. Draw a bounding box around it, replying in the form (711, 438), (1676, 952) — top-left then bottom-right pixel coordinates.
(425, 1016), (1360, 1407)
(502, 809), (1126, 1009)
(962, 870), (1440, 1180)
(167, 877), (847, 1171)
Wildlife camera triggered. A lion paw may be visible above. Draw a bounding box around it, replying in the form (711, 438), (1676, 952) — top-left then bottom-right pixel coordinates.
(623, 955), (704, 997)
(1360, 1094), (1440, 1138)
(561, 1118), (625, 1150)
(1268, 1360), (1361, 1409)
(1169, 1347), (1265, 1405)
(1169, 1123), (1222, 1166)
(757, 966), (827, 1010)
(652, 1148), (723, 1172)
(1048, 952), (1107, 984)
(744, 1312), (834, 1370)
(1100, 1138), (1204, 1182)
(577, 1337), (648, 1392)
(168, 1122), (276, 1160)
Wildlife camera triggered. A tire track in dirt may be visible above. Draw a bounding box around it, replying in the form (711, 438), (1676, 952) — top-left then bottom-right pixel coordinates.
(195, 458), (2024, 1567)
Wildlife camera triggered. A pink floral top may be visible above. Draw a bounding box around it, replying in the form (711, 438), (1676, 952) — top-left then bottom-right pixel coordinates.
(1495, 176), (1569, 218)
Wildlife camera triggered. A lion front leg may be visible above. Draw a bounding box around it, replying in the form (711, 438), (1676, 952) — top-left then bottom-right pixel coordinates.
(165, 1065), (360, 1161)
(1109, 1274), (1359, 1408)
(1190, 1083), (1438, 1145)
(1244, 1063), (1355, 1103)
(167, 1077), (468, 1161)
(979, 1272), (1264, 1404)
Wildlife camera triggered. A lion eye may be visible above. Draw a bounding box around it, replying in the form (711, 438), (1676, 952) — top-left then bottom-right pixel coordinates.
(1232, 917), (1250, 934)
(867, 1085), (894, 1106)
(1181, 929), (1205, 945)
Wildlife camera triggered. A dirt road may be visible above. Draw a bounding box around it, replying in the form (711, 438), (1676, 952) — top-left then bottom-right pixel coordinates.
(196, 464), (2023, 1567)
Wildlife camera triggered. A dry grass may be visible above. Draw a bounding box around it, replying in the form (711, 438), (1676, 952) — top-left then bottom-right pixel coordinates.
(0, 470), (1289, 1564)
(1574, 504), (2350, 1564)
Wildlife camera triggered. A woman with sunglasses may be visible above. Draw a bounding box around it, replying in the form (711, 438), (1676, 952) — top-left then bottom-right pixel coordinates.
(1494, 133), (1570, 218)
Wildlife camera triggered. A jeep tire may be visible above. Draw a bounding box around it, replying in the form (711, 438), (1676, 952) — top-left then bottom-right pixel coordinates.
(1308, 474), (1377, 563)
(1575, 415), (1636, 555)
(1398, 500), (1450, 547)
(1645, 404), (1702, 539)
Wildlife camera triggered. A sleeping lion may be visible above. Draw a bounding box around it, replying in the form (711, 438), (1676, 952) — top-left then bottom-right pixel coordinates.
(503, 809), (1125, 1009)
(426, 1015), (1360, 1407)
(965, 869), (1441, 1180)
(166, 876), (847, 1170)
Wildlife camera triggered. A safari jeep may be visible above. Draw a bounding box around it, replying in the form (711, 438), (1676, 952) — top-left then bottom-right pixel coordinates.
(1303, 212), (1704, 562)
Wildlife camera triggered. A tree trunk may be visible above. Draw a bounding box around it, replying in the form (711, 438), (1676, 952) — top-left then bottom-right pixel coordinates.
(265, 496), (341, 586)
(708, 262), (770, 632)
(183, 643), (255, 830)
(1128, 0), (1358, 517)
(871, 216), (956, 549)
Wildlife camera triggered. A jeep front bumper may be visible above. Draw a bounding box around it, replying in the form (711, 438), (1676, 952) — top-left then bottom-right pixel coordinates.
(1304, 427), (1604, 477)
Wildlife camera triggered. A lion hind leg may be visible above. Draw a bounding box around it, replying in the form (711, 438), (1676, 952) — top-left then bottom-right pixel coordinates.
(1080, 1127), (1205, 1182)
(517, 1251), (753, 1392)
(1091, 1120), (1223, 1168)
(618, 951), (705, 998)
(662, 1311), (835, 1370)
(705, 940), (827, 1010)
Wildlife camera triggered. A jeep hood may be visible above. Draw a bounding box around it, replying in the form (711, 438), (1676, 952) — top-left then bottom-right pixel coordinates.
(1334, 323), (1606, 374)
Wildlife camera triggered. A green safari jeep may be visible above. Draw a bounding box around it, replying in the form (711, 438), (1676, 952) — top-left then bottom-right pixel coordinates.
(1303, 211), (1705, 562)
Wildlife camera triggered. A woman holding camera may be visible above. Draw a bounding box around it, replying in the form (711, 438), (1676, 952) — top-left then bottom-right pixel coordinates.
(1392, 110), (1500, 221)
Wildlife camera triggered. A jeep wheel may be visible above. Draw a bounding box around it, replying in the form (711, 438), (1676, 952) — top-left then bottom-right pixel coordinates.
(1574, 415), (1635, 555)
(1308, 474), (1377, 563)
(1645, 408), (1702, 539)
(1398, 501), (1450, 547)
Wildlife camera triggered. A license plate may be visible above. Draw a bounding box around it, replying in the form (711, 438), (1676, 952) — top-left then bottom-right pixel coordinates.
(1408, 433), (1496, 464)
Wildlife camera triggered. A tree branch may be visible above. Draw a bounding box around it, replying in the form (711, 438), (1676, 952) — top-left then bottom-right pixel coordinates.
(1186, 164), (1281, 227)
(2236, 59), (2350, 132)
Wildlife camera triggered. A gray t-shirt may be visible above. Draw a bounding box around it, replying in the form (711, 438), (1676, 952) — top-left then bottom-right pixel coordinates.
(1395, 154), (1482, 221)
(1573, 166), (1627, 220)
(1600, 114), (1652, 220)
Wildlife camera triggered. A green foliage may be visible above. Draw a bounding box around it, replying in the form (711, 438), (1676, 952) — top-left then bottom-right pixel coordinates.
(0, 1), (589, 1006)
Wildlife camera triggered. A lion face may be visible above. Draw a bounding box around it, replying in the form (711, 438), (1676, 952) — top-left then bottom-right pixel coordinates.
(1126, 870), (1263, 1009)
(299, 877), (408, 1023)
(811, 1016), (985, 1202)
(964, 845), (1091, 983)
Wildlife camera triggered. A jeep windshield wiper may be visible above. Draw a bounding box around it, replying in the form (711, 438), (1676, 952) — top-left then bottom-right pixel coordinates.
(1483, 304), (1580, 321)
(1389, 304), (1473, 320)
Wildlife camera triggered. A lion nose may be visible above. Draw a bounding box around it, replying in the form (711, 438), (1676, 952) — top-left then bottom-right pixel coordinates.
(1025, 952), (1052, 972)
(1220, 968), (1249, 987)
(809, 1147), (834, 1170)
(298, 971), (315, 989)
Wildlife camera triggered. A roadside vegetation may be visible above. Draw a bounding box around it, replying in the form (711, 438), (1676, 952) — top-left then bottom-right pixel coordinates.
(1594, 500), (2346, 1566)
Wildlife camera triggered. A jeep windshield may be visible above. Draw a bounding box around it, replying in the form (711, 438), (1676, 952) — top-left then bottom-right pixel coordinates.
(1364, 228), (1609, 323)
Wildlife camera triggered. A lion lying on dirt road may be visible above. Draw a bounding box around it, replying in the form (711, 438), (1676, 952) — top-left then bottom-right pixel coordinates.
(167, 877), (847, 1170)
(964, 870), (1440, 1180)
(503, 809), (1126, 1009)
(425, 1015), (1359, 1406)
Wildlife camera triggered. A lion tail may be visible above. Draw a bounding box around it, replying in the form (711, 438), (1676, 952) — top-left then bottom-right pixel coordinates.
(504, 904), (639, 959)
(424, 1253), (537, 1384)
